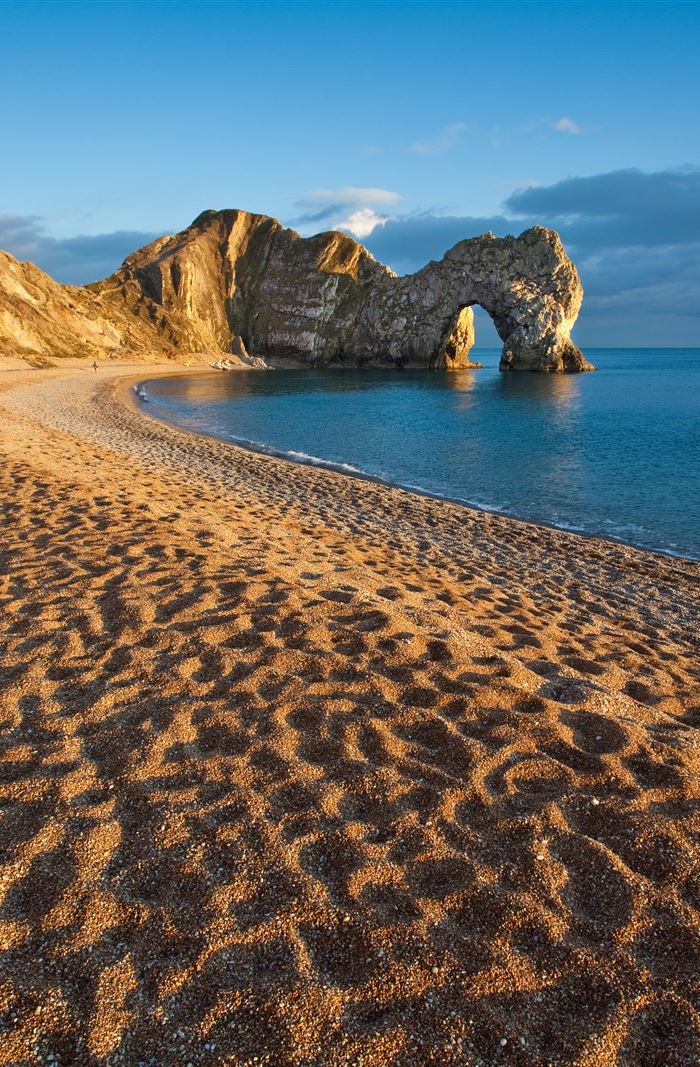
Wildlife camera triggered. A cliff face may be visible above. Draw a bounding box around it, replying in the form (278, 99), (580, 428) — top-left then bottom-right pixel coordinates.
(1, 209), (591, 372)
(0, 250), (177, 366)
(94, 210), (398, 365)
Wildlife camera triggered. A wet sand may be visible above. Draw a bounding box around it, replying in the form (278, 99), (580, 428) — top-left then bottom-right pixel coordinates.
(0, 364), (698, 1066)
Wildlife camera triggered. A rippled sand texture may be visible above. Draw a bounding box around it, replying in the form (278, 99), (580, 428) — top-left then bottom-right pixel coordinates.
(0, 366), (698, 1067)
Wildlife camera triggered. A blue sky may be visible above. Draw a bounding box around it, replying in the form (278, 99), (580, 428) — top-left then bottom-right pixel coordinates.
(1, 0), (699, 344)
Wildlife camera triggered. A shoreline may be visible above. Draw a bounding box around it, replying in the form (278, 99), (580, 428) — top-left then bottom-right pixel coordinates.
(4, 362), (697, 651)
(0, 363), (698, 1066)
(132, 368), (700, 566)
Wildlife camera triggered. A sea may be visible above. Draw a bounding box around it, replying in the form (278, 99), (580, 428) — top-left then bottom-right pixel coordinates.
(137, 348), (700, 561)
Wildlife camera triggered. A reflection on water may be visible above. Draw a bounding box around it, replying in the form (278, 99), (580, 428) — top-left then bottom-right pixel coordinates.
(443, 369), (478, 412)
(142, 347), (700, 558)
(444, 369), (478, 392)
(496, 367), (579, 409)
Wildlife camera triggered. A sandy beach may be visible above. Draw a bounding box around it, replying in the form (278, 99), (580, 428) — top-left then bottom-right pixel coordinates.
(0, 362), (698, 1066)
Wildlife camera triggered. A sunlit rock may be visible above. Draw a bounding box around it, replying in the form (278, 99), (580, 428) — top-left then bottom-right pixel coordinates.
(0, 209), (592, 372)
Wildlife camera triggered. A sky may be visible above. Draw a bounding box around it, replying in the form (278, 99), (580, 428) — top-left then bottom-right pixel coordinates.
(1, 0), (699, 346)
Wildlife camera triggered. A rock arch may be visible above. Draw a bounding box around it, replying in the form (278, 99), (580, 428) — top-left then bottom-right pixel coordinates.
(352, 227), (593, 372)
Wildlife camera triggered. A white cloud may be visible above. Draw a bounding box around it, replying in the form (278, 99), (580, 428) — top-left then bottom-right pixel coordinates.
(552, 116), (584, 135)
(410, 122), (467, 155)
(336, 208), (388, 238)
(290, 186), (402, 235)
(521, 116), (589, 136)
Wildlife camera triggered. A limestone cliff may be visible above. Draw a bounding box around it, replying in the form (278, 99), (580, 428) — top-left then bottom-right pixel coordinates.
(0, 250), (176, 366)
(1, 209), (592, 372)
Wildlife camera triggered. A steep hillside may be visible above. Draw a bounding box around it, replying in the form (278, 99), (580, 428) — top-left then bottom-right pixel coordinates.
(0, 250), (174, 366)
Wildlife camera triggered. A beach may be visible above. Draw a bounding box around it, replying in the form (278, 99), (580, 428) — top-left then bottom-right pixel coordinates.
(0, 363), (698, 1065)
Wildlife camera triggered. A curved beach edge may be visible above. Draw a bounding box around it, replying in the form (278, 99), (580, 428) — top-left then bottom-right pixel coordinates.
(129, 370), (699, 564)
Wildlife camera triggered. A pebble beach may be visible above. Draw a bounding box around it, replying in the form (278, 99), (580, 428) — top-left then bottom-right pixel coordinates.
(0, 363), (698, 1066)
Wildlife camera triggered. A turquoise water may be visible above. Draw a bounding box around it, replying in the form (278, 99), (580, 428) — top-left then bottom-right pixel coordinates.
(140, 348), (700, 560)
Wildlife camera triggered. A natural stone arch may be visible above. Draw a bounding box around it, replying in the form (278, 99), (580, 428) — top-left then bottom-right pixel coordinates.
(352, 227), (593, 372)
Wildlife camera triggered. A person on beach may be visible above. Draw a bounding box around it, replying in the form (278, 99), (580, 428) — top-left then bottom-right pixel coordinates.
(92, 361), (98, 372)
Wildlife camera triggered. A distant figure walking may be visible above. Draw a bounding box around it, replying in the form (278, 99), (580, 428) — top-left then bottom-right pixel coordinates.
(92, 361), (98, 373)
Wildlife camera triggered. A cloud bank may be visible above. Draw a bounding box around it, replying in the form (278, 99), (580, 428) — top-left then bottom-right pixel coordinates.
(0, 215), (157, 286)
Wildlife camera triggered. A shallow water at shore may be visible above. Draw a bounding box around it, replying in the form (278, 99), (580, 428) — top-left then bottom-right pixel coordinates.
(141, 347), (700, 559)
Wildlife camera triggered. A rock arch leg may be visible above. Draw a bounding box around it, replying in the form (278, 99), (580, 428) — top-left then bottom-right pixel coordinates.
(499, 323), (594, 373)
(432, 306), (477, 368)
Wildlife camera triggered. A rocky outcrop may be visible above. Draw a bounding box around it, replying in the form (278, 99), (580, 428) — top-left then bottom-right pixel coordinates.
(357, 228), (592, 372)
(1, 209), (592, 372)
(211, 337), (269, 371)
(0, 250), (177, 366)
(92, 210), (395, 365)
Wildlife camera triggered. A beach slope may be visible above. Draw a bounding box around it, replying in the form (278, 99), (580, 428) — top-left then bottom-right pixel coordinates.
(0, 366), (698, 1066)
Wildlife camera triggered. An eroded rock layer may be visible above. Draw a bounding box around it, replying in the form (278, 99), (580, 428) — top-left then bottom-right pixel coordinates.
(1, 209), (592, 372)
(0, 251), (174, 366)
